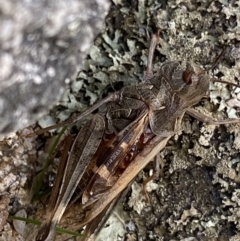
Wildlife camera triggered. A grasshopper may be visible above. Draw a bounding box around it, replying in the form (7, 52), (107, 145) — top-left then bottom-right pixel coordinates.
(28, 31), (240, 241)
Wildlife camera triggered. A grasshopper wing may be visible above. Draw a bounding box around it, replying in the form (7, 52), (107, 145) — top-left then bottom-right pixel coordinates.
(36, 114), (105, 241)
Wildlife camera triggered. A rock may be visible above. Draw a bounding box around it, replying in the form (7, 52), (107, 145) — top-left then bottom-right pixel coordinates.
(0, 194), (10, 231)
(0, 0), (110, 137)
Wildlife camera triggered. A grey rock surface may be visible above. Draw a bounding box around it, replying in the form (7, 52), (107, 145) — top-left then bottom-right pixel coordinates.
(0, 0), (110, 137)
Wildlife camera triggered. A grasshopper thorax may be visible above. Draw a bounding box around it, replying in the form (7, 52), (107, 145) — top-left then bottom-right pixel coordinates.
(160, 61), (210, 106)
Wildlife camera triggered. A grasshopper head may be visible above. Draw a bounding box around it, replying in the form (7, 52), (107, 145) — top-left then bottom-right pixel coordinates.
(160, 61), (210, 106)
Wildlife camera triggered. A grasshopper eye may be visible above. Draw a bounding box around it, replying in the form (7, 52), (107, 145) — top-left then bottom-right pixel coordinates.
(182, 70), (194, 85)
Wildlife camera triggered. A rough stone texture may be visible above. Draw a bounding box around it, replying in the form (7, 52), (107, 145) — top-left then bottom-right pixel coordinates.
(0, 194), (10, 232)
(0, 0), (110, 137)
(1, 0), (240, 240)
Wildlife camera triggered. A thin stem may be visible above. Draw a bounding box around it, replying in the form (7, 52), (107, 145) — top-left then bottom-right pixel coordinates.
(8, 216), (83, 237)
(32, 126), (68, 201)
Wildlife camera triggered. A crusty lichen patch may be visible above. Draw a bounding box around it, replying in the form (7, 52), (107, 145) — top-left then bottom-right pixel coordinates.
(0, 131), (37, 240)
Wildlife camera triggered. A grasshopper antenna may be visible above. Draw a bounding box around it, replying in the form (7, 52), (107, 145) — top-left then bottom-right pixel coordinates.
(207, 47), (227, 72)
(208, 46), (240, 88)
(210, 78), (240, 88)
